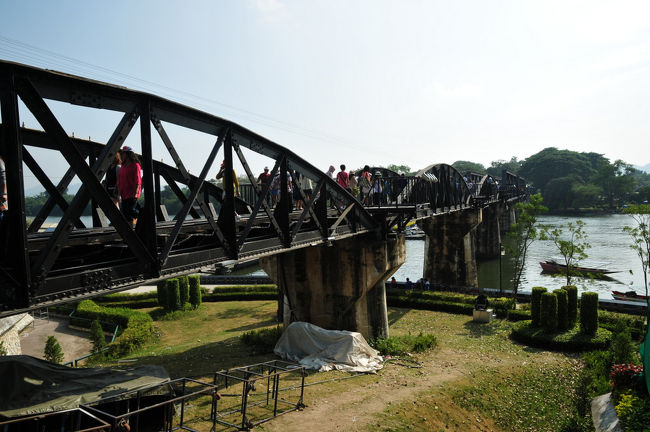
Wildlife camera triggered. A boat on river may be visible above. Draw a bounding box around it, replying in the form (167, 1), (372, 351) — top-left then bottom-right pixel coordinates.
(539, 260), (618, 276)
(611, 290), (649, 304)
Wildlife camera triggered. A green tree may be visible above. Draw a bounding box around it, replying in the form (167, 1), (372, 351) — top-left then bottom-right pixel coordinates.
(593, 159), (636, 209)
(571, 183), (602, 209)
(451, 160), (486, 174)
(44, 336), (64, 364)
(0, 341), (7, 356)
(504, 194), (548, 298)
(386, 164), (413, 175)
(623, 204), (650, 297)
(543, 176), (579, 210)
(89, 320), (106, 353)
(519, 147), (602, 194)
(546, 220), (591, 286)
(486, 157), (521, 177)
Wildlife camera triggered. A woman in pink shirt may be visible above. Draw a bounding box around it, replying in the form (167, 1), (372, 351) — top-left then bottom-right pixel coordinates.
(116, 146), (141, 225)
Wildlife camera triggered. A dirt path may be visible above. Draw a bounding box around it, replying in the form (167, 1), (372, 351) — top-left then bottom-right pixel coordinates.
(257, 347), (515, 432)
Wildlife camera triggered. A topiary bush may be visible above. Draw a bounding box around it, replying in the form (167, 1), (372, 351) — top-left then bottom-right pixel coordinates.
(156, 280), (167, 307)
(563, 285), (578, 325)
(178, 275), (190, 306)
(580, 292), (599, 336)
(44, 336), (64, 364)
(166, 278), (181, 311)
(531, 286), (547, 327)
(540, 292), (558, 333)
(553, 289), (568, 331)
(89, 319), (107, 353)
(189, 275), (202, 309)
(492, 297), (516, 318)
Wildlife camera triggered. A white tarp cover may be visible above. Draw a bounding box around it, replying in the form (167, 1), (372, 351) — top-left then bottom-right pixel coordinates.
(273, 322), (383, 372)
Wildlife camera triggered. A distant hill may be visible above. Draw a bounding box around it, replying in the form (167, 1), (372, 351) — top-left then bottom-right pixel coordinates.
(636, 163), (650, 174)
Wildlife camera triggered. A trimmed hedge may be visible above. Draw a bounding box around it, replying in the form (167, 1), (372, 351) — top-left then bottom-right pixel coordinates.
(75, 300), (154, 357)
(189, 275), (202, 309)
(563, 285), (578, 325)
(540, 292), (558, 333)
(553, 289), (568, 331)
(157, 281), (167, 308)
(387, 295), (474, 315)
(510, 320), (611, 352)
(492, 297), (516, 318)
(166, 278), (181, 311)
(531, 287), (547, 327)
(211, 286), (278, 294)
(600, 311), (646, 340)
(507, 309), (532, 322)
(386, 288), (476, 305)
(202, 292), (278, 302)
(580, 292), (599, 335)
(179, 276), (190, 306)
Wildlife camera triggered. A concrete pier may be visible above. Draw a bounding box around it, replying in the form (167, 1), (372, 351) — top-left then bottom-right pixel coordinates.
(260, 234), (405, 339)
(420, 209), (482, 287)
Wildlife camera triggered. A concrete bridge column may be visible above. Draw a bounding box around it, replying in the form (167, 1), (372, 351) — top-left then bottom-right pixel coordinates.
(419, 209), (482, 287)
(476, 203), (505, 259)
(260, 234), (405, 340)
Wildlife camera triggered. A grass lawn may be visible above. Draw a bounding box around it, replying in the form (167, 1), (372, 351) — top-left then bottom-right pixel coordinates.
(94, 302), (589, 432)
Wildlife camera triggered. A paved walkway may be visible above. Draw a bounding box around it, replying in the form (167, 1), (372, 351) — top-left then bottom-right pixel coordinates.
(20, 317), (93, 364)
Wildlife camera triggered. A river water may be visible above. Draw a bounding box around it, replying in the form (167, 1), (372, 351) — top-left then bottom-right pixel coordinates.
(393, 214), (647, 299)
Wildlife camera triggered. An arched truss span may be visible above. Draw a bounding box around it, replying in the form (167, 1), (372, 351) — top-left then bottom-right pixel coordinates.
(415, 163), (473, 210)
(0, 60), (377, 313)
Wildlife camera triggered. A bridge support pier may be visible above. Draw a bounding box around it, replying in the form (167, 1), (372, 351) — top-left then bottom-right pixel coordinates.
(420, 209), (482, 287)
(476, 203), (506, 259)
(260, 234), (405, 340)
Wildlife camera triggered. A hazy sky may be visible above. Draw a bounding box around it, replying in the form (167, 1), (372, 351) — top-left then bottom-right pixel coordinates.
(1, 0), (649, 191)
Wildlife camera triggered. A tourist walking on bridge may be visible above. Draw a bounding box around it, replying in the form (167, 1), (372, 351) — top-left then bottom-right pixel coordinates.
(105, 152), (121, 209)
(116, 146), (141, 226)
(336, 164), (349, 191)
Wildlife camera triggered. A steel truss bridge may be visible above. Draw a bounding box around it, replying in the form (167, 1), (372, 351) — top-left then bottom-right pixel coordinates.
(0, 60), (527, 316)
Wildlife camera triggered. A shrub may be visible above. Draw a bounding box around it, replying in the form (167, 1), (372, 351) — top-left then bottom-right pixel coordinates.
(540, 292), (558, 333)
(563, 285), (578, 325)
(89, 319), (107, 353)
(580, 292), (599, 336)
(531, 287), (547, 327)
(166, 278), (181, 311)
(492, 297), (516, 318)
(553, 289), (568, 331)
(156, 280), (167, 307)
(369, 333), (437, 356)
(506, 309), (531, 321)
(510, 321), (611, 352)
(74, 300), (154, 358)
(178, 275), (190, 306)
(610, 321), (636, 365)
(44, 336), (64, 364)
(241, 327), (284, 354)
(189, 275), (202, 309)
(610, 364), (644, 393)
(0, 341), (7, 356)
(615, 391), (650, 432)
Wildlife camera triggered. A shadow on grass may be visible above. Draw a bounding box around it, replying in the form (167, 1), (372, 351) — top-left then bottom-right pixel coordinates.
(120, 335), (279, 379)
(225, 318), (279, 333)
(388, 308), (409, 326)
(462, 319), (500, 338)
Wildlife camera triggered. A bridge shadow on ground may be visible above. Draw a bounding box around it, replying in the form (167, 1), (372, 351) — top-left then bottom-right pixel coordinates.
(387, 308), (409, 326)
(119, 335), (279, 379)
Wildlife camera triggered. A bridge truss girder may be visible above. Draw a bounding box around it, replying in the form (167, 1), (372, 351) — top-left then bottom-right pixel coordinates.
(0, 60), (379, 315)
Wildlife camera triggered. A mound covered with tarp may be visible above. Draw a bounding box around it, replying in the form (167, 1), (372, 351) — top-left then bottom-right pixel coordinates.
(273, 322), (383, 372)
(0, 355), (170, 418)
